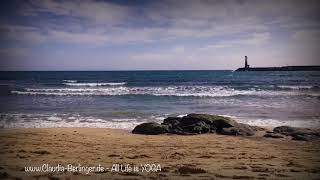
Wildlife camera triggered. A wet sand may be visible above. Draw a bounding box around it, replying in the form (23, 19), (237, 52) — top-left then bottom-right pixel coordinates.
(0, 128), (319, 179)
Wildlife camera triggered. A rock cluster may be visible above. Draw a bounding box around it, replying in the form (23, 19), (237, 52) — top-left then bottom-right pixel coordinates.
(132, 114), (320, 141)
(132, 114), (256, 136)
(272, 126), (320, 141)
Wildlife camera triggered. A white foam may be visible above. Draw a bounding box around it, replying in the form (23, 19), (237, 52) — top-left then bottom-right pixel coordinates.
(12, 85), (317, 97)
(155, 117), (166, 121)
(236, 118), (320, 128)
(177, 114), (188, 118)
(111, 118), (137, 122)
(218, 114), (237, 119)
(63, 82), (126, 86)
(0, 113), (143, 129)
(277, 85), (314, 90)
(1, 113), (319, 129)
(63, 80), (77, 83)
(47, 116), (62, 121)
(2, 120), (140, 129)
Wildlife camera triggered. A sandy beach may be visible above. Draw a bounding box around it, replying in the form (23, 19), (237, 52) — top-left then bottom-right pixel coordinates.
(1, 0), (320, 179)
(0, 128), (319, 180)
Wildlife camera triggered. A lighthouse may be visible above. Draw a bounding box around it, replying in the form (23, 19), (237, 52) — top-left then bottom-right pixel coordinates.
(244, 56), (249, 69)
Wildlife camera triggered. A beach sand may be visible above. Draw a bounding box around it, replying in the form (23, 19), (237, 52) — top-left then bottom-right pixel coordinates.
(0, 128), (320, 179)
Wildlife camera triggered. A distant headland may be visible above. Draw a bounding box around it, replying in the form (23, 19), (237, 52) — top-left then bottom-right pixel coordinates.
(236, 56), (320, 71)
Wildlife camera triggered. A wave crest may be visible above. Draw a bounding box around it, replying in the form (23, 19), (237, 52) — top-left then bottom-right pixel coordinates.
(276, 85), (315, 90)
(11, 86), (317, 97)
(63, 82), (127, 86)
(63, 80), (77, 83)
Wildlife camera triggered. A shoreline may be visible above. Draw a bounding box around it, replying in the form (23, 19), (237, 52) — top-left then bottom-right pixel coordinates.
(2, 112), (319, 130)
(1, 119), (319, 130)
(1, 127), (320, 179)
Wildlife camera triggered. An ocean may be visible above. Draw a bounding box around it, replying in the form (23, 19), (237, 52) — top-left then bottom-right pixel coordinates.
(0, 71), (319, 129)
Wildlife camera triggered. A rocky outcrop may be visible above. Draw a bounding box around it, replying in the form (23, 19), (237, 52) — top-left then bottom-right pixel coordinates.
(273, 126), (320, 136)
(132, 114), (257, 136)
(132, 116), (320, 141)
(132, 122), (169, 135)
(272, 126), (320, 141)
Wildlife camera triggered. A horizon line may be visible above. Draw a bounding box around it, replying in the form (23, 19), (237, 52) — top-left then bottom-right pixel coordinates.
(2, 65), (320, 72)
(0, 69), (235, 72)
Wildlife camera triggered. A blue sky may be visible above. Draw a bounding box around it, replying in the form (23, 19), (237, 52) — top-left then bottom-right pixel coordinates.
(0, 0), (319, 70)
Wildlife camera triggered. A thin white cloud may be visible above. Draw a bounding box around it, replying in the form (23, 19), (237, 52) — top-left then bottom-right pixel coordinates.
(7, 0), (317, 46)
(199, 32), (271, 51)
(291, 29), (320, 65)
(10, 0), (273, 45)
(292, 29), (320, 42)
(241, 32), (271, 45)
(0, 48), (30, 57)
(0, 24), (46, 43)
(48, 30), (108, 46)
(24, 0), (130, 25)
(8, 0), (318, 47)
(3, 21), (269, 46)
(1, 0), (320, 70)
(129, 32), (272, 69)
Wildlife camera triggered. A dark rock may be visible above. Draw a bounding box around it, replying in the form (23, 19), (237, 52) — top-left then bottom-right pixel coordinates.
(291, 134), (309, 141)
(273, 126), (320, 136)
(133, 114), (257, 136)
(162, 117), (185, 132)
(273, 126), (320, 141)
(162, 114), (222, 134)
(184, 114), (237, 129)
(169, 114), (255, 136)
(219, 123), (255, 136)
(236, 123), (256, 136)
(264, 133), (284, 139)
(162, 117), (182, 127)
(132, 122), (169, 135)
(164, 114), (236, 132)
(273, 126), (297, 135)
(290, 134), (319, 141)
(220, 127), (239, 136)
(185, 121), (211, 134)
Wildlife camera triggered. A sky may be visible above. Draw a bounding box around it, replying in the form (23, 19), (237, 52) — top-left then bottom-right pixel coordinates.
(0, 0), (319, 70)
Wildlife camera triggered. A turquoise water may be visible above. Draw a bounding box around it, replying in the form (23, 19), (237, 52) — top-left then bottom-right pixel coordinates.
(0, 71), (319, 129)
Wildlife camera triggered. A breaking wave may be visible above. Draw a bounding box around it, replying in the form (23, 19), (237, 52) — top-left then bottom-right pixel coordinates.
(0, 113), (159, 129)
(11, 86), (318, 97)
(275, 85), (316, 90)
(62, 82), (127, 86)
(1, 113), (319, 129)
(63, 80), (77, 83)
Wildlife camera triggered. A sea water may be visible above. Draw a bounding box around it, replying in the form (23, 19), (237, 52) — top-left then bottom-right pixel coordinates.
(0, 71), (319, 129)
